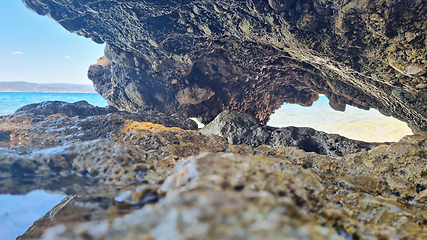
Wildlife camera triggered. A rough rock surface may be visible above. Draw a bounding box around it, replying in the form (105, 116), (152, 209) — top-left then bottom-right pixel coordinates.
(0, 100), (197, 149)
(7, 0), (427, 238)
(200, 110), (384, 157)
(2, 102), (427, 239)
(22, 0), (427, 132)
(16, 138), (427, 240)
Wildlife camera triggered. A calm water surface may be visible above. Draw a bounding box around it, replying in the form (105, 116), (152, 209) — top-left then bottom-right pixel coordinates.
(0, 92), (107, 240)
(0, 190), (66, 240)
(0, 92), (108, 116)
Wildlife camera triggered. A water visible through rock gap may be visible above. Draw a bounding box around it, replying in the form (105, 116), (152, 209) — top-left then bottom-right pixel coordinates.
(0, 190), (66, 240)
(268, 95), (412, 142)
(2, 0), (427, 238)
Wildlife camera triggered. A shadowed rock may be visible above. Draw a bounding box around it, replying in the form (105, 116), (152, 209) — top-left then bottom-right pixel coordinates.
(21, 0), (427, 132)
(15, 100), (118, 117)
(200, 110), (384, 157)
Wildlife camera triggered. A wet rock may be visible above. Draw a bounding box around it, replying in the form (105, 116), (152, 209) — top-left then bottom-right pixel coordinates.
(0, 130), (11, 142)
(200, 110), (383, 157)
(0, 101), (198, 149)
(0, 140), (151, 184)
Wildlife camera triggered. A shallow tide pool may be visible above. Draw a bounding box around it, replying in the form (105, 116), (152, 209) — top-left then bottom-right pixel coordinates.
(0, 190), (66, 240)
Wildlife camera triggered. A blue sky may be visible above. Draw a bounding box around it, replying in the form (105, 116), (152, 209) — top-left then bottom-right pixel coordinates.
(0, 1), (105, 84)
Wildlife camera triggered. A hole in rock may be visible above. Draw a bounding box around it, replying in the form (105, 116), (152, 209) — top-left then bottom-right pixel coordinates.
(0, 190), (66, 240)
(190, 118), (205, 128)
(297, 138), (322, 154)
(268, 95), (412, 142)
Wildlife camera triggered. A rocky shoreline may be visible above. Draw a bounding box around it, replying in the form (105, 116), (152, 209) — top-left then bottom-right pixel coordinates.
(3, 0), (427, 238)
(1, 101), (427, 239)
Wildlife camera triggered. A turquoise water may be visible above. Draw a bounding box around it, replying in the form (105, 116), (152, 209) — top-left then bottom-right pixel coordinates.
(0, 92), (107, 240)
(0, 92), (108, 116)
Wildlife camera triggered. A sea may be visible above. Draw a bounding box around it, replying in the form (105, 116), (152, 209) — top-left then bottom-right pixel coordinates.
(0, 92), (108, 240)
(0, 92), (414, 240)
(0, 92), (108, 116)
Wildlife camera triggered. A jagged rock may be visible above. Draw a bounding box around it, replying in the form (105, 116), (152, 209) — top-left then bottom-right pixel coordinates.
(13, 100), (198, 130)
(14, 100), (117, 118)
(199, 110), (272, 147)
(7, 1), (427, 238)
(2, 104), (427, 239)
(0, 101), (198, 149)
(37, 145), (427, 240)
(22, 0), (427, 132)
(0, 140), (151, 184)
(40, 153), (344, 240)
(200, 110), (383, 157)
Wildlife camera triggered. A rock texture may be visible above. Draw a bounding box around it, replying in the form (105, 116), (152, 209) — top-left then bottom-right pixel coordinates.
(1, 102), (427, 239)
(8, 0), (427, 239)
(22, 0), (427, 132)
(0, 100), (197, 149)
(200, 110), (384, 157)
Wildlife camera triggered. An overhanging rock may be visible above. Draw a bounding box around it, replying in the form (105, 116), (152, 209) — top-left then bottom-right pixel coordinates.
(22, 0), (427, 131)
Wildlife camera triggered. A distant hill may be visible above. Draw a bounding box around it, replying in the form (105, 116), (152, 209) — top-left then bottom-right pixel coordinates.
(0, 81), (97, 93)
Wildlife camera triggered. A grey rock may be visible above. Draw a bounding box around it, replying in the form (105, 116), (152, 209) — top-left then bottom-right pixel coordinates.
(200, 110), (384, 157)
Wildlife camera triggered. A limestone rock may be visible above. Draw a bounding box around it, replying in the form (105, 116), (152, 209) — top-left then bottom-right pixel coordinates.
(199, 110), (272, 147)
(21, 0), (427, 132)
(41, 153), (344, 240)
(6, 0), (427, 238)
(35, 146), (427, 240)
(1, 105), (427, 239)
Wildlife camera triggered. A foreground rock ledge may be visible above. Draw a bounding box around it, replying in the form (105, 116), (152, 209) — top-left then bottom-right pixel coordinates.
(1, 102), (427, 239)
(23, 0), (427, 132)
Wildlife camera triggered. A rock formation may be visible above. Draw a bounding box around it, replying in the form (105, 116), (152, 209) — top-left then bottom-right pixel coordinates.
(1, 102), (427, 239)
(4, 0), (427, 239)
(200, 110), (384, 157)
(22, 0), (427, 132)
